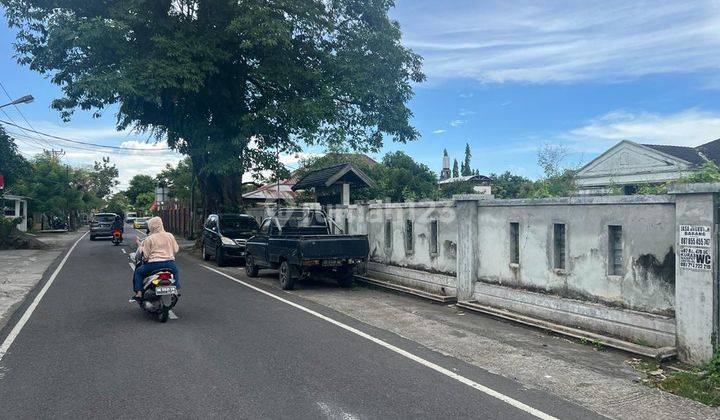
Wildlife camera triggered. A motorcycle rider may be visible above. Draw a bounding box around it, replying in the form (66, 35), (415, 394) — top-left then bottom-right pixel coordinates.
(111, 215), (124, 240)
(132, 217), (181, 299)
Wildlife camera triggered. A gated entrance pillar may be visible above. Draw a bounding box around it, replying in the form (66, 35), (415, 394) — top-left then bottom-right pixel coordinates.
(669, 183), (720, 364)
(454, 195), (481, 301)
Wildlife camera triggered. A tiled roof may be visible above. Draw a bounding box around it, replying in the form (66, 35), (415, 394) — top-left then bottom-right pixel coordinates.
(642, 144), (705, 164)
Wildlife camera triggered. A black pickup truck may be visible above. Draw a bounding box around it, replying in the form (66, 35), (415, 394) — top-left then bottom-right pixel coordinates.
(245, 208), (369, 290)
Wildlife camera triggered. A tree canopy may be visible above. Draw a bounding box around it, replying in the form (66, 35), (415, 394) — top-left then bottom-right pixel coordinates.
(125, 175), (156, 206)
(0, 126), (29, 195)
(3, 0), (424, 210)
(376, 151), (438, 202)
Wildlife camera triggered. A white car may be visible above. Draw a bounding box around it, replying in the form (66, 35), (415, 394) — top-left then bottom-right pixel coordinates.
(126, 212), (138, 223)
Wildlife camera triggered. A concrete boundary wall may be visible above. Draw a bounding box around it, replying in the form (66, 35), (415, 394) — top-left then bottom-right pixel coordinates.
(367, 262), (457, 297)
(328, 184), (720, 364)
(473, 282), (676, 348)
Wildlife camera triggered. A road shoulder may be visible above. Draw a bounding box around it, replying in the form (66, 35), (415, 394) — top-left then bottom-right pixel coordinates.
(0, 230), (86, 333)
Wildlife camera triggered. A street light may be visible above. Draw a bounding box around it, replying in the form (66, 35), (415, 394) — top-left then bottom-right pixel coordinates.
(0, 94), (34, 109)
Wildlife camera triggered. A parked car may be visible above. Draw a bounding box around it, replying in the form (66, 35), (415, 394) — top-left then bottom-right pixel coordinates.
(245, 208), (369, 290)
(89, 213), (119, 240)
(133, 217), (150, 230)
(202, 214), (260, 266)
(126, 212), (138, 224)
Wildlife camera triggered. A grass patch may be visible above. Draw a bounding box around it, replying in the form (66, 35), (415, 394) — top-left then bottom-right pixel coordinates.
(628, 352), (720, 406)
(659, 372), (720, 406)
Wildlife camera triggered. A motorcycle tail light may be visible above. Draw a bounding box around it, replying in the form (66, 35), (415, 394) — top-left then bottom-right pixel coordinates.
(157, 272), (172, 280)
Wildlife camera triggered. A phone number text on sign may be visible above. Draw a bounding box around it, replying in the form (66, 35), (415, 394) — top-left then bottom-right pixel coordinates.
(679, 247), (713, 270)
(679, 225), (711, 247)
(678, 225), (713, 271)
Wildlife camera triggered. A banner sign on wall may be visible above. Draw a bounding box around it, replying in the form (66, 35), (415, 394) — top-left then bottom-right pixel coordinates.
(679, 225), (713, 271)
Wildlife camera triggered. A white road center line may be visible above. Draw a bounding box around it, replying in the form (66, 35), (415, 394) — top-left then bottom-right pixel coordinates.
(0, 231), (89, 363)
(169, 310), (178, 320)
(122, 249), (126, 254)
(201, 265), (557, 420)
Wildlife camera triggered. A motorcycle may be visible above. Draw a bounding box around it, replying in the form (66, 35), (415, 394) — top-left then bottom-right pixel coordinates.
(129, 248), (179, 323)
(111, 228), (123, 246)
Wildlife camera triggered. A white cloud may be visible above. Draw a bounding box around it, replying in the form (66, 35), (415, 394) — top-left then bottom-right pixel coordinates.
(432, 129), (446, 134)
(561, 109), (720, 153)
(396, 0), (720, 83)
(450, 119), (465, 127)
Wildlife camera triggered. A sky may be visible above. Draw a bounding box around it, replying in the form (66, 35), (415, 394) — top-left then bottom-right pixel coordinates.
(2, 0), (720, 188)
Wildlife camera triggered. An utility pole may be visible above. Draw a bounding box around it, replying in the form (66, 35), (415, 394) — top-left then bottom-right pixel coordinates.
(189, 172), (196, 240)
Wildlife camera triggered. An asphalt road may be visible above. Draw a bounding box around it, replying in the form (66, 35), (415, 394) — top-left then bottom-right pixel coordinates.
(0, 229), (603, 419)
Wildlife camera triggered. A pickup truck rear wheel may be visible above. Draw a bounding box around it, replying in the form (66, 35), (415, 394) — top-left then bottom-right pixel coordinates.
(336, 266), (354, 288)
(279, 261), (296, 290)
(245, 254), (259, 277)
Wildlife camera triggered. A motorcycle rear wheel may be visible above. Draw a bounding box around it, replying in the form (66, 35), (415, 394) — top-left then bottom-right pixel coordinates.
(158, 306), (169, 323)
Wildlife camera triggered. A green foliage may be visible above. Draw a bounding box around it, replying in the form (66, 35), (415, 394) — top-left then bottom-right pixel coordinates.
(0, 126), (29, 194)
(452, 159), (459, 178)
(13, 152), (87, 217)
(0, 217), (21, 248)
(635, 183), (667, 195)
(125, 175), (156, 206)
(104, 192), (130, 215)
(3, 0), (424, 208)
(438, 181), (475, 198)
(156, 158), (196, 202)
(375, 151), (439, 202)
(86, 157), (119, 200)
(678, 162), (720, 184)
(461, 143), (472, 176)
(134, 192), (155, 212)
(489, 172), (535, 199)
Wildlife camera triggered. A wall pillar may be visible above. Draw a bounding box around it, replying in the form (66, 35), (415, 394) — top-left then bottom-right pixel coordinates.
(669, 183), (720, 364)
(454, 195), (480, 301)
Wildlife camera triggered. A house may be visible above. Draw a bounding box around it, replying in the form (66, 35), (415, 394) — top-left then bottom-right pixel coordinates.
(2, 194), (29, 232)
(242, 153), (378, 206)
(438, 174), (492, 194)
(437, 150), (491, 194)
(242, 179), (298, 205)
(575, 139), (720, 195)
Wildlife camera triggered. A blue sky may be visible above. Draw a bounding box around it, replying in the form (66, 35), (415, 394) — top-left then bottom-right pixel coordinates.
(2, 0), (720, 187)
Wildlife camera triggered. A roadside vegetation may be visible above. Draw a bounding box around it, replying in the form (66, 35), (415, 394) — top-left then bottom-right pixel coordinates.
(628, 352), (720, 406)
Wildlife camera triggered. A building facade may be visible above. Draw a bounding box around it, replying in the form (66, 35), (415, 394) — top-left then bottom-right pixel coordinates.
(576, 139), (720, 195)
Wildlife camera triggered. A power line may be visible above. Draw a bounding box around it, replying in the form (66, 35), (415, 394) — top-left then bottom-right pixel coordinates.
(0, 81), (56, 150)
(7, 130), (159, 155)
(0, 119), (173, 152)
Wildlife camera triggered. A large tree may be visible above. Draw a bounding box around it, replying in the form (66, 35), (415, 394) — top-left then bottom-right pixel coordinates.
(3, 0), (424, 211)
(376, 151), (438, 202)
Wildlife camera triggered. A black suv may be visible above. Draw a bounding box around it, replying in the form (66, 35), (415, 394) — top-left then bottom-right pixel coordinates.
(202, 213), (260, 266)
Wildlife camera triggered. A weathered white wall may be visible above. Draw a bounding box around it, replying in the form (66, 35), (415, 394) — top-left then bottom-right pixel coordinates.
(329, 202), (457, 274)
(328, 186), (720, 364)
(475, 196), (676, 315)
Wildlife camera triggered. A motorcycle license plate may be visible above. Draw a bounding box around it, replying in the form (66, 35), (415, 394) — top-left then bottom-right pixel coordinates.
(322, 259), (342, 267)
(155, 286), (177, 296)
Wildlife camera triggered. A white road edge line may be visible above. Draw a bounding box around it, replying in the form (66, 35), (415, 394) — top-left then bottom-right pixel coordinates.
(168, 310), (178, 320)
(201, 265), (557, 420)
(122, 249), (126, 254)
(0, 231), (89, 363)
